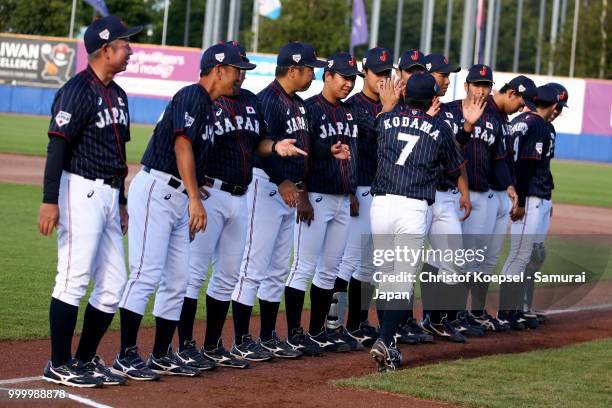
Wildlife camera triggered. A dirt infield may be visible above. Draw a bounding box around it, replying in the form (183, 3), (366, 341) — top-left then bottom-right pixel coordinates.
(2, 152), (612, 407)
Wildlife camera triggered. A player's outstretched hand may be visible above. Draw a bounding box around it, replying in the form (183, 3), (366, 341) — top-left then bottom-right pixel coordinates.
(349, 193), (359, 217)
(511, 206), (525, 222)
(379, 77), (402, 113)
(38, 203), (59, 236)
(188, 197), (207, 239)
(331, 141), (351, 160)
(296, 191), (314, 226)
(120, 205), (128, 235)
(459, 194), (472, 221)
(427, 96), (441, 116)
(506, 185), (518, 213)
(278, 179), (300, 208)
(462, 94), (487, 129)
(275, 138), (308, 157)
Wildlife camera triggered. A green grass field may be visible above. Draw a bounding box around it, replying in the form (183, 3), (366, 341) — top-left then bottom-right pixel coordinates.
(336, 338), (612, 408)
(1, 113), (611, 208)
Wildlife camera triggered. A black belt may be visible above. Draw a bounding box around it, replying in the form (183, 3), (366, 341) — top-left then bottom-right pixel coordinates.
(204, 176), (247, 196)
(84, 175), (122, 189)
(143, 166), (187, 194)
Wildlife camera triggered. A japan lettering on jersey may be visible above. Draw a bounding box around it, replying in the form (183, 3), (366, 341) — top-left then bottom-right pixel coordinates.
(445, 99), (506, 192)
(511, 112), (554, 199)
(141, 84), (214, 185)
(255, 79), (309, 184)
(48, 66), (130, 180)
(371, 106), (465, 202)
(345, 92), (381, 187)
(304, 94), (358, 194)
(204, 89), (267, 187)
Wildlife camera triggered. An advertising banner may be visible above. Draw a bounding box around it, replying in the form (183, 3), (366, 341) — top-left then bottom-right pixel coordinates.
(582, 80), (612, 136)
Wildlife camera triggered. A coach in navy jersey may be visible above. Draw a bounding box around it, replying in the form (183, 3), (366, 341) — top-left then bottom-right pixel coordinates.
(113, 42), (256, 379)
(284, 52), (358, 353)
(38, 16), (140, 388)
(369, 73), (465, 371)
(499, 85), (558, 329)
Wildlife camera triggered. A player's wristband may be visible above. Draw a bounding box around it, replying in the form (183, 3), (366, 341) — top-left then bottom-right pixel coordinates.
(271, 141), (278, 155)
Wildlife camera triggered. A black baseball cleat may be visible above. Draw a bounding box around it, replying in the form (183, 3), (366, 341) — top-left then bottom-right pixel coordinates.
(370, 340), (402, 372)
(472, 311), (509, 332)
(310, 327), (351, 353)
(324, 327), (355, 352)
(147, 346), (201, 377)
(456, 311), (486, 337)
(43, 359), (103, 388)
(394, 321), (421, 345)
(334, 326), (362, 351)
(420, 315), (467, 343)
(84, 356), (126, 386)
(497, 311), (525, 331)
(259, 331), (302, 359)
(175, 340), (217, 371)
(111, 346), (160, 381)
(516, 311), (539, 329)
(230, 334), (275, 362)
(286, 327), (324, 356)
(405, 318), (435, 343)
(202, 339), (250, 368)
(530, 310), (548, 323)
(347, 321), (379, 348)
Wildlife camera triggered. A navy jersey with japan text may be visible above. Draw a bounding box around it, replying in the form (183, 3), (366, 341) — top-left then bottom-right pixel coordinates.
(345, 92), (380, 186)
(371, 106), (465, 202)
(445, 99), (507, 191)
(254, 80), (309, 184)
(511, 112), (555, 200)
(486, 96), (515, 191)
(304, 94), (358, 194)
(435, 102), (467, 190)
(203, 89), (267, 188)
(47, 66), (130, 180)
(141, 84), (214, 185)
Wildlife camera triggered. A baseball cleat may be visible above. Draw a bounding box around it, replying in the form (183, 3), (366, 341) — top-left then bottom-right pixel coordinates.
(456, 311), (486, 337)
(333, 326), (362, 351)
(347, 320), (379, 348)
(175, 340), (217, 371)
(405, 318), (435, 343)
(370, 339), (402, 372)
(472, 311), (509, 332)
(230, 334), (275, 362)
(516, 311), (539, 329)
(394, 322), (420, 345)
(259, 331), (303, 359)
(420, 315), (467, 343)
(202, 339), (250, 368)
(43, 359), (103, 388)
(286, 327), (324, 356)
(147, 346), (201, 377)
(111, 346), (160, 381)
(84, 356), (126, 386)
(310, 327), (351, 353)
(497, 311), (525, 331)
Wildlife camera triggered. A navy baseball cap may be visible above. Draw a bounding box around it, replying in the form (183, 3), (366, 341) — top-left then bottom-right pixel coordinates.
(398, 49), (427, 71)
(425, 54), (461, 73)
(546, 82), (569, 107)
(406, 72), (439, 100)
(84, 16), (142, 54)
(466, 64), (493, 83)
(504, 75), (537, 110)
(226, 40), (249, 62)
(363, 47), (394, 73)
(277, 42), (326, 68)
(324, 52), (363, 77)
(533, 85), (560, 105)
(200, 43), (256, 72)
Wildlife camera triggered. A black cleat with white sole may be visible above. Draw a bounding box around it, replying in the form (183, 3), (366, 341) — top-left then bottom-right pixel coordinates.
(43, 359), (103, 388)
(111, 346), (159, 381)
(147, 346), (201, 377)
(84, 356), (126, 386)
(202, 339), (250, 368)
(259, 331), (303, 359)
(230, 334), (275, 362)
(175, 340), (217, 371)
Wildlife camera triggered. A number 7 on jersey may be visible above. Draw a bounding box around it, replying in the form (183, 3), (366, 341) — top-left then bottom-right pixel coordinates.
(396, 132), (420, 166)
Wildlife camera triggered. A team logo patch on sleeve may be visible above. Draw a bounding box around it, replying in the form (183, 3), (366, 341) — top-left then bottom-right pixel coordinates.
(184, 112), (195, 127)
(535, 142), (543, 154)
(55, 111), (72, 127)
(246, 106), (255, 114)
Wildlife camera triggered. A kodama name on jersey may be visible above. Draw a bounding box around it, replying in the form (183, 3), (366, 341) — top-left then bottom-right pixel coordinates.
(382, 115), (440, 141)
(318, 121), (358, 139)
(95, 107), (128, 129)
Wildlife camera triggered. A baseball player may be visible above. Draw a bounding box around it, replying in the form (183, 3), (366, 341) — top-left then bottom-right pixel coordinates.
(498, 85), (559, 329)
(111, 42), (255, 379)
(176, 42), (307, 368)
(229, 42), (326, 358)
(38, 16), (139, 387)
(370, 73), (465, 371)
(521, 82), (567, 323)
(330, 47), (393, 349)
(419, 54), (475, 343)
(283, 51), (358, 353)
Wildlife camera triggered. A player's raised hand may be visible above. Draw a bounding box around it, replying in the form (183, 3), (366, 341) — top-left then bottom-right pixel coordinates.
(462, 94), (487, 130)
(275, 138), (308, 157)
(188, 197), (207, 238)
(331, 141), (351, 160)
(296, 191), (314, 226)
(459, 194), (472, 221)
(278, 179), (300, 208)
(38, 203), (59, 236)
(379, 78), (401, 113)
(427, 96), (441, 117)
